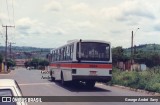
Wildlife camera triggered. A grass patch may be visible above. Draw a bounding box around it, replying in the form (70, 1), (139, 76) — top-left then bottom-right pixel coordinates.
(111, 67), (160, 93)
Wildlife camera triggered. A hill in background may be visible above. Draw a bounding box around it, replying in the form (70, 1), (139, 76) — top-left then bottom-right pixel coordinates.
(0, 44), (160, 59)
(124, 44), (160, 55)
(0, 46), (52, 52)
(0, 46), (52, 59)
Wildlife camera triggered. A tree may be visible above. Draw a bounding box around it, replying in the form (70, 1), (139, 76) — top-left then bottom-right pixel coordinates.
(24, 61), (31, 68)
(134, 51), (160, 68)
(112, 46), (129, 64)
(38, 59), (49, 70)
(39, 60), (49, 67)
(145, 52), (160, 67)
(134, 50), (146, 64)
(6, 59), (16, 69)
(26, 58), (49, 69)
(30, 58), (39, 69)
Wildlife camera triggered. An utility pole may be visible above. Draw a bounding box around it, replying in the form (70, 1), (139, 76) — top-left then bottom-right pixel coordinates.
(130, 28), (140, 70)
(2, 25), (15, 72)
(131, 31), (133, 66)
(9, 42), (16, 59)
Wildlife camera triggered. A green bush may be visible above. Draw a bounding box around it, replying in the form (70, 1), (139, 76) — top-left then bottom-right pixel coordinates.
(145, 74), (160, 92)
(111, 68), (123, 85)
(120, 71), (139, 88)
(7, 59), (16, 67)
(152, 83), (160, 92)
(111, 69), (139, 88)
(137, 71), (152, 89)
(111, 68), (160, 93)
(24, 58), (49, 69)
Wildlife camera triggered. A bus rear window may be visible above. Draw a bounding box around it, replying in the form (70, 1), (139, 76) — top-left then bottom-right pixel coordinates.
(77, 42), (110, 61)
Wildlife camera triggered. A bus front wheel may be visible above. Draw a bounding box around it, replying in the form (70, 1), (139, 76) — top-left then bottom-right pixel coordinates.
(50, 71), (55, 81)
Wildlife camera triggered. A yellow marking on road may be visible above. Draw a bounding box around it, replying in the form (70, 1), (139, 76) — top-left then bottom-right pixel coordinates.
(19, 82), (55, 86)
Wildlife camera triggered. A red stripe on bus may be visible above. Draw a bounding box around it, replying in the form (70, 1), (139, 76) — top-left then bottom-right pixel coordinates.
(50, 63), (112, 69)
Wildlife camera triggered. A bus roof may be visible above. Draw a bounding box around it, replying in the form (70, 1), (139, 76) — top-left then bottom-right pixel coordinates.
(52, 39), (111, 51)
(67, 39), (110, 44)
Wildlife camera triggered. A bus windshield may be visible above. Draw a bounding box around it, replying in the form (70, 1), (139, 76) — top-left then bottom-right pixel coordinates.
(77, 42), (110, 61)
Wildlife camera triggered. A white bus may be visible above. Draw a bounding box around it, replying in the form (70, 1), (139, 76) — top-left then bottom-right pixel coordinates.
(48, 39), (112, 88)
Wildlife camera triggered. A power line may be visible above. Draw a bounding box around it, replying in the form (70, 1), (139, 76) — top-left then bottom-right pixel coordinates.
(0, 0), (3, 25)
(2, 25), (15, 72)
(6, 0), (11, 24)
(11, 0), (15, 26)
(0, 30), (5, 43)
(9, 42), (16, 59)
(10, 0), (16, 43)
(0, 28), (5, 44)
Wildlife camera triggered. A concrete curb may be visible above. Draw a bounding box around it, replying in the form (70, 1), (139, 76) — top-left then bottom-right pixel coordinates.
(113, 85), (160, 96)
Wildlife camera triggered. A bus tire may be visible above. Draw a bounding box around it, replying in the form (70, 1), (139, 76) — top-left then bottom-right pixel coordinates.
(50, 71), (55, 81)
(51, 77), (55, 81)
(85, 81), (95, 88)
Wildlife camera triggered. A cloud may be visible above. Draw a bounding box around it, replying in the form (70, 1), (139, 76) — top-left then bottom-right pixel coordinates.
(70, 3), (89, 12)
(110, 30), (124, 34)
(53, 28), (66, 35)
(122, 1), (155, 19)
(70, 3), (96, 16)
(17, 18), (35, 27)
(5, 0), (160, 48)
(100, 0), (155, 25)
(154, 21), (160, 31)
(124, 9), (155, 19)
(0, 13), (10, 24)
(44, 1), (62, 12)
(16, 17), (67, 37)
(0, 13), (8, 20)
(58, 19), (95, 35)
(75, 21), (94, 30)
(16, 17), (43, 35)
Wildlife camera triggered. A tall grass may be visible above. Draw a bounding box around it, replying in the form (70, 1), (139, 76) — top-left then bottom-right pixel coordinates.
(111, 67), (160, 93)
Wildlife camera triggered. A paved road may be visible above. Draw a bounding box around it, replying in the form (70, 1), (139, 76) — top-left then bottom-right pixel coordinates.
(0, 67), (159, 105)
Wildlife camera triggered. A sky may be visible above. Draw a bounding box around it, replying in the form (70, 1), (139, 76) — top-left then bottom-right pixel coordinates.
(0, 0), (160, 48)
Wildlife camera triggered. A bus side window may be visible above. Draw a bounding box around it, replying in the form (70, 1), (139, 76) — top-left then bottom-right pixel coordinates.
(58, 49), (60, 61)
(52, 51), (54, 62)
(62, 47), (66, 61)
(66, 46), (70, 60)
(105, 46), (110, 59)
(55, 50), (57, 61)
(70, 44), (73, 60)
(60, 48), (63, 61)
(64, 47), (67, 61)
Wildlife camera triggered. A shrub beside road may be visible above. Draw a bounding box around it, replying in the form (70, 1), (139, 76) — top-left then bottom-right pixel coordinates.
(110, 67), (160, 93)
(24, 58), (49, 70)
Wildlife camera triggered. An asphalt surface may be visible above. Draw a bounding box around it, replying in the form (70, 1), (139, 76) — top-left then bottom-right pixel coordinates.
(0, 67), (159, 105)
